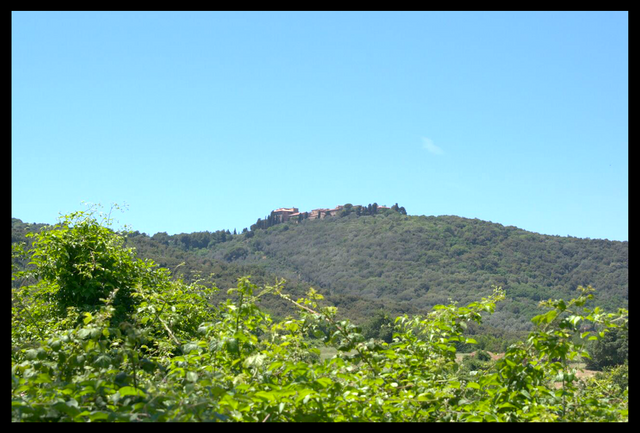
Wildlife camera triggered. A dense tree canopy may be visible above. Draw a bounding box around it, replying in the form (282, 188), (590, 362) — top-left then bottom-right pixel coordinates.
(201, 208), (627, 333)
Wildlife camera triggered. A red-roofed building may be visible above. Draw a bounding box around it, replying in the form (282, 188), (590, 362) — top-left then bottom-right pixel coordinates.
(272, 207), (299, 222)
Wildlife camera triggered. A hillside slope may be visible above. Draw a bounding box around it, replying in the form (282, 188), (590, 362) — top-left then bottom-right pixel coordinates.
(204, 210), (628, 330)
(12, 209), (628, 335)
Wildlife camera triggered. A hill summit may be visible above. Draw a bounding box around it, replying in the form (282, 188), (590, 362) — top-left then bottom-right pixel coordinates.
(248, 203), (406, 232)
(202, 204), (628, 333)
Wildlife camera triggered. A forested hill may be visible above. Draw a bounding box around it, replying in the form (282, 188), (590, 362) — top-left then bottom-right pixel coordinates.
(201, 209), (628, 332)
(12, 208), (628, 336)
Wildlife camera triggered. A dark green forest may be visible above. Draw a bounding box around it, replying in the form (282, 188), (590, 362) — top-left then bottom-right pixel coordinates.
(203, 208), (627, 332)
(12, 204), (628, 350)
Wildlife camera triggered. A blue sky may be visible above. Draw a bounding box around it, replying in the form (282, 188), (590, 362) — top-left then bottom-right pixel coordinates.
(12, 11), (628, 241)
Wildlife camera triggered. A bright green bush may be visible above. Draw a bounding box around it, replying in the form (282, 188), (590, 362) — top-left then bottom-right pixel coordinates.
(25, 207), (154, 323)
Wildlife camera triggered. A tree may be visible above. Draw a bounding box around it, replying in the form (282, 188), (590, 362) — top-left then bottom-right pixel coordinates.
(340, 203), (354, 217)
(361, 310), (393, 343)
(151, 231), (170, 245)
(585, 325), (628, 370)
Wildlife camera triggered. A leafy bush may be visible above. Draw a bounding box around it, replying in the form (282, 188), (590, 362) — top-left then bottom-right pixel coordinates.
(25, 207), (155, 324)
(460, 351), (493, 374)
(585, 325), (628, 371)
(361, 310), (394, 343)
(475, 350), (492, 362)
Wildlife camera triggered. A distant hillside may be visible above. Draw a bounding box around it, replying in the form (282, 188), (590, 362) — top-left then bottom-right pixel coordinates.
(202, 208), (628, 332)
(12, 207), (628, 338)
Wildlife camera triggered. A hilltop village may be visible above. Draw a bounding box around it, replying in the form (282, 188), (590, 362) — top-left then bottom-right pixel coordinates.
(249, 203), (405, 232)
(273, 205), (388, 221)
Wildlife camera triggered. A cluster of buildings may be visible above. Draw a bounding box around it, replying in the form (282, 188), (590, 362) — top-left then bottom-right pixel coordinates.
(272, 206), (342, 222)
(273, 204), (390, 222)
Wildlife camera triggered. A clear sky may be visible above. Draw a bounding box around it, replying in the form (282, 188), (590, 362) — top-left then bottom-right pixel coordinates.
(12, 11), (628, 241)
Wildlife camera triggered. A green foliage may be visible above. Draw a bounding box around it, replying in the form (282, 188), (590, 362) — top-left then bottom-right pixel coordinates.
(460, 350), (493, 374)
(475, 350), (492, 362)
(13, 205), (628, 343)
(11, 209), (629, 422)
(584, 324), (628, 371)
(200, 210), (627, 334)
(361, 310), (394, 343)
(24, 206), (158, 324)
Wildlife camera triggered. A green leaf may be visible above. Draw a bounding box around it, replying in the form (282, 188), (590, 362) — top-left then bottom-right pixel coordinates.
(254, 391), (276, 402)
(243, 353), (266, 368)
(89, 411), (110, 421)
(186, 371), (198, 383)
(315, 377), (333, 388)
(417, 394), (431, 401)
(34, 373), (52, 384)
(53, 400), (80, 418)
(531, 309), (558, 325)
(118, 386), (147, 398)
(567, 315), (582, 326)
(24, 349), (39, 360)
(225, 338), (239, 354)
(466, 382), (481, 390)
(498, 402), (518, 411)
(77, 328), (92, 340)
(268, 361), (283, 372)
(182, 343), (200, 354)
(295, 389), (316, 404)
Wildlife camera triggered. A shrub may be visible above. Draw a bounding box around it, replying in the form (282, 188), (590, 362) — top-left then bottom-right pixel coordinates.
(585, 325), (628, 370)
(26, 207), (156, 324)
(475, 349), (491, 362)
